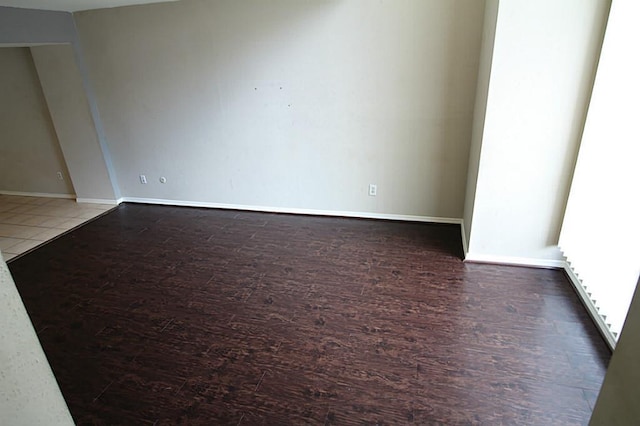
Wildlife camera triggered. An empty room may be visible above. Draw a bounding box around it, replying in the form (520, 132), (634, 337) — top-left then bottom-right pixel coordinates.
(1, 0), (639, 424)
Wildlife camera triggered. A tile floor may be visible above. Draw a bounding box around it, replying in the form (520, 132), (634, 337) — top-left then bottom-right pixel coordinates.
(0, 195), (114, 263)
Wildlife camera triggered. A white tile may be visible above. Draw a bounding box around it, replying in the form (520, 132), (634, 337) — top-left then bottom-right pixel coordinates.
(4, 239), (42, 254)
(54, 218), (88, 230)
(4, 196), (32, 204)
(76, 209), (107, 219)
(18, 215), (52, 227)
(1, 252), (17, 262)
(25, 205), (66, 217)
(52, 207), (84, 218)
(0, 212), (16, 221)
(20, 206), (49, 216)
(44, 198), (76, 207)
(0, 203), (23, 213)
(6, 204), (37, 214)
(31, 228), (65, 241)
(82, 203), (113, 211)
(0, 213), (27, 225)
(68, 218), (89, 227)
(0, 237), (23, 251)
(25, 197), (57, 205)
(37, 217), (70, 228)
(0, 225), (45, 239)
(0, 196), (103, 257)
(0, 225), (17, 237)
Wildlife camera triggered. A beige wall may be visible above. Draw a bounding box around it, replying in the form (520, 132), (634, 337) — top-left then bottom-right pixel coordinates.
(0, 48), (74, 196)
(31, 44), (117, 202)
(0, 6), (118, 203)
(0, 6), (76, 45)
(75, 0), (486, 219)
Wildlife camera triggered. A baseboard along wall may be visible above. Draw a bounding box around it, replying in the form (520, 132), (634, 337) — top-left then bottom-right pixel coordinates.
(76, 198), (120, 205)
(563, 263), (617, 350)
(119, 197), (464, 225)
(0, 190), (75, 199)
(464, 253), (566, 269)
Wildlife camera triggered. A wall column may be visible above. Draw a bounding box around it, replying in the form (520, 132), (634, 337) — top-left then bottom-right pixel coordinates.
(463, 0), (610, 267)
(31, 44), (117, 203)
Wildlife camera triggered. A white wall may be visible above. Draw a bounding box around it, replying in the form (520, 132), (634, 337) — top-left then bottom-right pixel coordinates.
(466, 0), (610, 265)
(559, 0), (640, 338)
(74, 0), (486, 219)
(462, 0), (498, 253)
(0, 48), (75, 196)
(31, 44), (117, 202)
(0, 254), (74, 426)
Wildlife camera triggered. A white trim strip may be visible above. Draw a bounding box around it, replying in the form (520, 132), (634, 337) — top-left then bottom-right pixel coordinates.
(465, 251), (616, 348)
(563, 262), (617, 350)
(76, 198), (120, 205)
(0, 190), (75, 199)
(119, 197), (463, 225)
(464, 253), (565, 269)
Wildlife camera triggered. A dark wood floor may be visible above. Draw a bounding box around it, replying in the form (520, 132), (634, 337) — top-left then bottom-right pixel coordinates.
(8, 204), (610, 425)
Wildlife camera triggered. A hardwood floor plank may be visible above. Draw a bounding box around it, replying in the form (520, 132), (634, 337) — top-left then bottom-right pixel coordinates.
(7, 203), (609, 424)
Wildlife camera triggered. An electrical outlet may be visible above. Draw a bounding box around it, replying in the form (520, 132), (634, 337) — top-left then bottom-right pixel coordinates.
(56, 171), (64, 181)
(139, 174), (147, 184)
(369, 184), (377, 196)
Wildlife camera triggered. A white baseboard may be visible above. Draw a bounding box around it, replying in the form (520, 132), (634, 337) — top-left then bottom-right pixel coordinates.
(0, 190), (75, 199)
(464, 252), (616, 349)
(119, 197), (463, 225)
(464, 253), (565, 269)
(76, 198), (120, 205)
(563, 262), (617, 350)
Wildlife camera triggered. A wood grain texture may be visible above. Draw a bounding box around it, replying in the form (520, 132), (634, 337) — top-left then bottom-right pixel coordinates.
(8, 204), (610, 425)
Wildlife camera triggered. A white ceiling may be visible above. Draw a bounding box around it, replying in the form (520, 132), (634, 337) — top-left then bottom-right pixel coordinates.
(0, 0), (177, 12)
